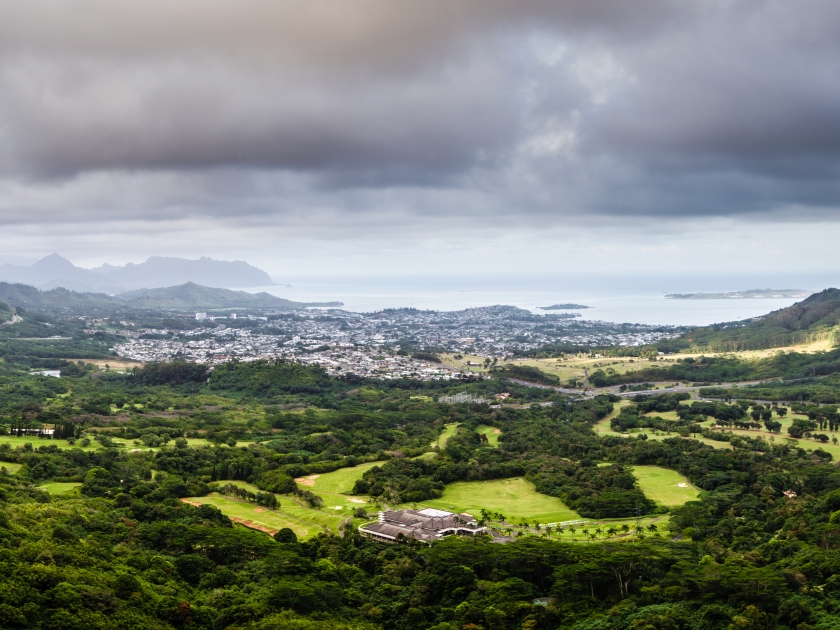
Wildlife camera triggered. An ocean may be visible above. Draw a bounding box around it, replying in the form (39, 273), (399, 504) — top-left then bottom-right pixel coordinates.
(241, 273), (837, 327)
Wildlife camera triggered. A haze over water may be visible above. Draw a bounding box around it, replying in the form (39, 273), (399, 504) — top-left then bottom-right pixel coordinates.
(246, 273), (837, 327)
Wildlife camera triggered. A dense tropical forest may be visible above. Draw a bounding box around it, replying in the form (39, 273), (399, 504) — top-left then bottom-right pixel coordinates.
(1, 348), (840, 630)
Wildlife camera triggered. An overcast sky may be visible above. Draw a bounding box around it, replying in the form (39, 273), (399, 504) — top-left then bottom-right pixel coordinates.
(1, 0), (839, 280)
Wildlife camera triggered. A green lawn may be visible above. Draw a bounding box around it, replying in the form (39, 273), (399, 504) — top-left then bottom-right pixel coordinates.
(212, 480), (263, 494)
(594, 400), (633, 432)
(554, 515), (672, 542)
(699, 412), (840, 458)
(0, 435), (103, 451)
(475, 425), (501, 447)
(38, 482), (82, 495)
(644, 410), (681, 421)
(594, 418), (733, 450)
(631, 466), (699, 506)
(208, 480), (371, 527)
(301, 461), (384, 494)
(416, 477), (579, 524)
(0, 462), (22, 474)
(183, 495), (314, 539)
(0, 435), (256, 453)
(128, 437), (254, 453)
(432, 423), (459, 449)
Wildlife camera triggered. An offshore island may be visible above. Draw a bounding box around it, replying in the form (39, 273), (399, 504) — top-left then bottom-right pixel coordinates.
(665, 288), (812, 299)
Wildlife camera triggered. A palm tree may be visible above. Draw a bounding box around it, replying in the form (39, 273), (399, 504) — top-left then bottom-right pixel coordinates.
(533, 521), (541, 532)
(544, 525), (553, 539)
(581, 528), (590, 542)
(588, 533), (597, 544)
(620, 524), (630, 535)
(647, 523), (658, 533)
(606, 527), (617, 539)
(595, 527), (603, 541)
(569, 527), (576, 542)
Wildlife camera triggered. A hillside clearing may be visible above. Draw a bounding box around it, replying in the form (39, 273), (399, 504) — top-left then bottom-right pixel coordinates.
(475, 425), (501, 447)
(416, 477), (579, 524)
(631, 466), (699, 506)
(37, 482), (82, 495)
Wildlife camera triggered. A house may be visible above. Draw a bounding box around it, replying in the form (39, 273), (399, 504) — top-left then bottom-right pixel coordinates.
(359, 508), (486, 543)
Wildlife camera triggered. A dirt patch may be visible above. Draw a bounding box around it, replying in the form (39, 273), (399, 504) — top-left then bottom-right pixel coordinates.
(88, 359), (144, 370)
(232, 517), (278, 537)
(295, 474), (319, 487)
(493, 429), (501, 434)
(179, 499), (281, 537)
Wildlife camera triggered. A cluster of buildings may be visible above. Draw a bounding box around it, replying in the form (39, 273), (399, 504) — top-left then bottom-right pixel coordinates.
(359, 508), (486, 543)
(109, 305), (680, 379)
(112, 328), (467, 380)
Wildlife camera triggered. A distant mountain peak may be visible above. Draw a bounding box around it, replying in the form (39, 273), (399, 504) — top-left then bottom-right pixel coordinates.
(0, 255), (277, 293)
(31, 253), (75, 269)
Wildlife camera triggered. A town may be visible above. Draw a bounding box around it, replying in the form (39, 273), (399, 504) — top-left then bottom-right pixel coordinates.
(110, 305), (682, 377)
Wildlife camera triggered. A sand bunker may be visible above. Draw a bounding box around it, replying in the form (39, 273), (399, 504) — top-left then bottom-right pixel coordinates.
(254, 508), (265, 512)
(295, 474), (319, 487)
(493, 429), (501, 434)
(348, 498), (366, 503)
(677, 483), (689, 488)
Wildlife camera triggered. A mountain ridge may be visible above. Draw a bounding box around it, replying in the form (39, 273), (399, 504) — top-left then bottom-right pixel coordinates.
(0, 254), (277, 292)
(679, 288), (840, 351)
(0, 281), (340, 313)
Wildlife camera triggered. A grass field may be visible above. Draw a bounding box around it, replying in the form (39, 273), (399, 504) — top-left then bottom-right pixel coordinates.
(37, 482), (82, 495)
(0, 462), (22, 474)
(594, 400), (840, 456)
(416, 477), (579, 524)
(594, 412), (735, 450)
(86, 358), (144, 371)
(432, 423), (459, 449)
(0, 435), (103, 451)
(444, 339), (835, 387)
(219, 477), (372, 523)
(0, 435), (254, 454)
(183, 495), (315, 539)
(544, 514), (672, 543)
(631, 466), (699, 506)
(299, 461), (383, 494)
(697, 413), (840, 458)
(475, 425), (501, 447)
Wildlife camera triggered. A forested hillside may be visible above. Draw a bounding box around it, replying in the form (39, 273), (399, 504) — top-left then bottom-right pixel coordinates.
(2, 359), (840, 628)
(679, 288), (840, 351)
(0, 281), (335, 313)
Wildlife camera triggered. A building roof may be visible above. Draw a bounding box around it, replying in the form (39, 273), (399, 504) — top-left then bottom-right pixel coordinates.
(359, 508), (485, 543)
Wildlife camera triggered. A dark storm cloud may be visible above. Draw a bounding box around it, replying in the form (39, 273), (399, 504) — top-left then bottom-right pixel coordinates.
(0, 0), (839, 223)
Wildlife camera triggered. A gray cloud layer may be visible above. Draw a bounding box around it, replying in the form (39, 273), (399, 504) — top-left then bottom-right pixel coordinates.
(0, 0), (839, 240)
